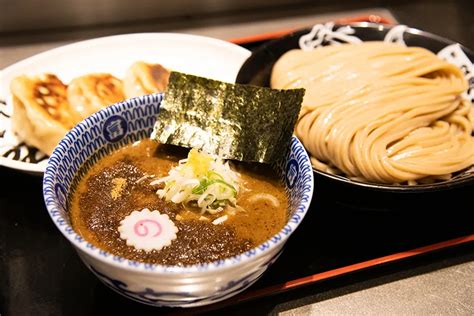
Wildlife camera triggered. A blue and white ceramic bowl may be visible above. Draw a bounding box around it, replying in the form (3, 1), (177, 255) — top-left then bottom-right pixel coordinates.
(43, 93), (314, 307)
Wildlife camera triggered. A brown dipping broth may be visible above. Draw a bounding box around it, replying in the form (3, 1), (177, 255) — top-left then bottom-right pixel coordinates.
(69, 139), (288, 266)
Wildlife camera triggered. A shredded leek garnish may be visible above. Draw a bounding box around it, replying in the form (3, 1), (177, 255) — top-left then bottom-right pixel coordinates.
(151, 149), (240, 214)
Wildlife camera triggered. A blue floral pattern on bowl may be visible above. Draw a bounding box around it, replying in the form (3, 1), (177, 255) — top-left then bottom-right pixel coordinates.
(43, 93), (314, 307)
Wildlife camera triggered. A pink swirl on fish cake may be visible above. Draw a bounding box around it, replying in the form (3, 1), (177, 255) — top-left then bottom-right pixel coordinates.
(134, 219), (163, 237)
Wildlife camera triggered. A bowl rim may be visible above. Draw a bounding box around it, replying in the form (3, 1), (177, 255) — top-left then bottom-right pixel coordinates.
(236, 22), (474, 192)
(238, 22), (474, 61)
(43, 94), (314, 274)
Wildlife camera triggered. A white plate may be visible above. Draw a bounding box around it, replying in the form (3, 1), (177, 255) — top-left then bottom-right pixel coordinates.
(0, 33), (251, 175)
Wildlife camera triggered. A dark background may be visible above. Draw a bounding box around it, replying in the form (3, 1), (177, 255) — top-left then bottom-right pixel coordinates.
(0, 0), (473, 50)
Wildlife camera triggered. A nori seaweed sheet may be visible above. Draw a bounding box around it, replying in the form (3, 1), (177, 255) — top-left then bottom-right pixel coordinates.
(152, 72), (304, 163)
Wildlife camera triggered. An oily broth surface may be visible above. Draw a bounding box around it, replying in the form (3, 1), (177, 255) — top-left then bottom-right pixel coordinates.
(70, 139), (288, 265)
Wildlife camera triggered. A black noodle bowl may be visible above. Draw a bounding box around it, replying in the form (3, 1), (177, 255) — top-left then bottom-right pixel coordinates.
(236, 23), (474, 192)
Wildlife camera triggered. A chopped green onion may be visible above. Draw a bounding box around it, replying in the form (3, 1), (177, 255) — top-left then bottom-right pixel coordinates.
(150, 149), (240, 214)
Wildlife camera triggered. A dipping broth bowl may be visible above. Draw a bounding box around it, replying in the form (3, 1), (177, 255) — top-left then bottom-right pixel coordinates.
(43, 93), (314, 307)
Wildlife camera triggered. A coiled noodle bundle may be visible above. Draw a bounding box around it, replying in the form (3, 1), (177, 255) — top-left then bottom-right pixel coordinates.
(271, 42), (474, 184)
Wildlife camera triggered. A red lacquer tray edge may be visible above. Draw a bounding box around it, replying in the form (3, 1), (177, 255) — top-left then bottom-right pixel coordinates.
(237, 234), (474, 303)
(228, 14), (395, 45)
